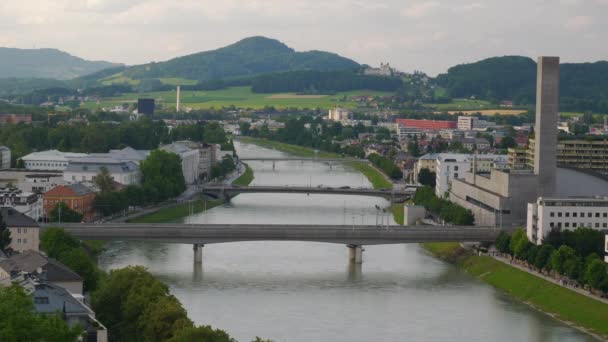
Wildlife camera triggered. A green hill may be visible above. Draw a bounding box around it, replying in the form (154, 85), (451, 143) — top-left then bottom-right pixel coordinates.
(436, 56), (608, 112)
(0, 47), (121, 80)
(120, 36), (359, 81)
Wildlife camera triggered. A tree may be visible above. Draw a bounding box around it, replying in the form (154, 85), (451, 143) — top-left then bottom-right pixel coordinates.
(550, 245), (577, 275)
(508, 228), (527, 256)
(0, 212), (11, 251)
(494, 231), (511, 254)
(418, 168), (436, 187)
(49, 202), (83, 223)
(40, 227), (80, 258)
(168, 325), (236, 342)
(533, 244), (555, 271)
(0, 285), (82, 341)
(584, 259), (607, 290)
(94, 166), (115, 193)
(141, 149), (186, 202)
(499, 136), (516, 149)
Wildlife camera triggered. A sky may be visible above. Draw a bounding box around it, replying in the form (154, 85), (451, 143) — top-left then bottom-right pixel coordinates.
(0, 0), (607, 75)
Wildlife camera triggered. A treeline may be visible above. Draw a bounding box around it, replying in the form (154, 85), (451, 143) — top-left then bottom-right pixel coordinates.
(368, 153), (402, 179)
(495, 228), (608, 293)
(436, 56), (608, 112)
(241, 116), (373, 159)
(0, 119), (228, 166)
(413, 186), (474, 225)
(38, 228), (240, 341)
(251, 70), (403, 93)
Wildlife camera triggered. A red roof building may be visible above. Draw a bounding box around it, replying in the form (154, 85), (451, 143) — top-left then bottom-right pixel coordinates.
(43, 184), (95, 222)
(396, 118), (457, 130)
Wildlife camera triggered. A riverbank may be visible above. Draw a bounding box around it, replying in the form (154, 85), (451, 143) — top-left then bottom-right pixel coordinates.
(422, 242), (608, 340)
(238, 137), (342, 158)
(128, 199), (223, 223)
(348, 162), (393, 189)
(233, 163), (254, 186)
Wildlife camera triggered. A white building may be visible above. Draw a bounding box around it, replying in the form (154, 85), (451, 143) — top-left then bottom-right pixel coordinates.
(328, 108), (351, 122)
(160, 142), (200, 184)
(527, 196), (608, 245)
(64, 156), (141, 186)
(1, 207), (40, 252)
(0, 146), (11, 169)
(21, 150), (87, 171)
(104, 147), (150, 165)
(363, 63), (393, 76)
(457, 116), (497, 131)
(0, 188), (42, 221)
(434, 153), (509, 198)
(18, 174), (65, 194)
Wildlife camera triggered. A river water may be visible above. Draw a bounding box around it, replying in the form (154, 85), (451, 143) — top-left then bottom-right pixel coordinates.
(99, 142), (596, 342)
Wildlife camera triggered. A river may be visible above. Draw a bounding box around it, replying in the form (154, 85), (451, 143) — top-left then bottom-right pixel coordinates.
(99, 142), (596, 342)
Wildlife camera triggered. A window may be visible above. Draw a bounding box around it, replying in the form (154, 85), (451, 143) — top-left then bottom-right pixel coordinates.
(34, 297), (49, 304)
(595, 213), (600, 218)
(550, 222), (555, 228)
(587, 212), (592, 218)
(454, 173), (459, 178)
(565, 212), (570, 217)
(17, 238), (21, 243)
(455, 166), (459, 171)
(565, 223), (570, 228)
(557, 212), (562, 217)
(573, 212), (578, 217)
(23, 228), (26, 233)
(17, 228), (21, 234)
(603, 223), (607, 228)
(604, 213), (607, 218)
(595, 223), (599, 228)
(23, 238), (27, 243)
(550, 212), (555, 217)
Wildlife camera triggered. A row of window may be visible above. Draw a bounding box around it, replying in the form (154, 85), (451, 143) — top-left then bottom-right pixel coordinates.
(44, 199), (79, 208)
(549, 211), (607, 218)
(15, 238), (28, 244)
(27, 162), (67, 168)
(16, 228), (28, 234)
(549, 222), (608, 229)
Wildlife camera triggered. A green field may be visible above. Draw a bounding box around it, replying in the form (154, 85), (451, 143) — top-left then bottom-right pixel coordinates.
(348, 162), (393, 190)
(232, 163), (254, 186)
(428, 98), (494, 110)
(83, 86), (393, 110)
(423, 242), (608, 339)
(128, 199), (223, 223)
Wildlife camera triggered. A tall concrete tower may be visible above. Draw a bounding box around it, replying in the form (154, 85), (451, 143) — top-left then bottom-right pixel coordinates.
(176, 86), (181, 112)
(534, 56), (560, 197)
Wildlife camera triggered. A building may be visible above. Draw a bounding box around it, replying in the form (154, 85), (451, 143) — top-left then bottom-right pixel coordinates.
(160, 142), (200, 184)
(0, 250), (84, 294)
(0, 146), (10, 169)
(457, 116), (497, 131)
(179, 141), (218, 180)
(15, 275), (108, 342)
(18, 173), (65, 194)
(363, 63), (393, 76)
(105, 147), (150, 165)
(403, 205), (426, 225)
(0, 188), (42, 221)
(0, 113), (32, 125)
(64, 156), (141, 186)
(414, 153), (439, 183)
(328, 108), (352, 122)
(398, 127), (425, 139)
(396, 118), (457, 131)
(527, 196), (608, 245)
(507, 148), (530, 170)
(137, 98), (155, 116)
(21, 150), (87, 171)
(43, 184), (95, 222)
(1, 207), (40, 252)
(431, 153), (507, 197)
(452, 138), (491, 151)
(509, 138), (608, 175)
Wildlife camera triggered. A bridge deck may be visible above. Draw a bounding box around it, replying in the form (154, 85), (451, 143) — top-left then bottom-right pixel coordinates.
(45, 224), (501, 245)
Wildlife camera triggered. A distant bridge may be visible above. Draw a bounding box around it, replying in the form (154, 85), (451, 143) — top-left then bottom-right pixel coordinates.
(43, 223), (500, 263)
(201, 185), (413, 203)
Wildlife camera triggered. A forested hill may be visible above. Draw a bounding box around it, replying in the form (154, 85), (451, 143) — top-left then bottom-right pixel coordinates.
(0, 47), (121, 80)
(121, 36), (360, 81)
(436, 56), (608, 112)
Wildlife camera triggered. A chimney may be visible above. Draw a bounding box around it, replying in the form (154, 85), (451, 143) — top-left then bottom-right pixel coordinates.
(534, 56), (559, 197)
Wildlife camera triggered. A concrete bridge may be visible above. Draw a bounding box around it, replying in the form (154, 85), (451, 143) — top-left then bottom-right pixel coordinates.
(201, 185), (412, 203)
(43, 223), (500, 264)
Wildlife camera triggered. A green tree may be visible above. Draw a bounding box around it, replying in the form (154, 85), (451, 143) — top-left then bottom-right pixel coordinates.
(533, 244), (555, 270)
(49, 202), (83, 223)
(168, 325), (236, 342)
(550, 245), (577, 275)
(417, 168), (436, 187)
(508, 228), (527, 256)
(40, 227), (80, 258)
(0, 212), (11, 251)
(0, 285), (83, 341)
(141, 149), (186, 202)
(499, 136), (516, 149)
(494, 231), (511, 254)
(94, 166), (115, 193)
(584, 259), (607, 290)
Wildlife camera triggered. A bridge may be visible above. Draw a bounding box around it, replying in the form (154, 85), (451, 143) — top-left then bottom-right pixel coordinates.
(43, 223), (500, 264)
(201, 185), (413, 203)
(239, 157), (364, 163)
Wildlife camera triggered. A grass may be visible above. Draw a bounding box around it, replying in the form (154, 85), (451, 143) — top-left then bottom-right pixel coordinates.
(158, 77), (198, 86)
(429, 98), (494, 110)
(128, 199), (223, 223)
(391, 204), (404, 225)
(423, 243), (608, 339)
(232, 163), (254, 186)
(348, 162), (393, 190)
(82, 86), (393, 110)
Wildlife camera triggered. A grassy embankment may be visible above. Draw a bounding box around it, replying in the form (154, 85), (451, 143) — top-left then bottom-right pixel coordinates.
(128, 199), (224, 223)
(422, 242), (608, 339)
(232, 163), (254, 186)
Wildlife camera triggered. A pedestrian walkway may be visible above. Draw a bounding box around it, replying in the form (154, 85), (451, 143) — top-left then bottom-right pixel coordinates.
(491, 254), (608, 305)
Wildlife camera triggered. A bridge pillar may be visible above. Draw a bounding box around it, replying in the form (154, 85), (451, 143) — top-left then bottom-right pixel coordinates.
(347, 244), (364, 264)
(193, 244), (204, 263)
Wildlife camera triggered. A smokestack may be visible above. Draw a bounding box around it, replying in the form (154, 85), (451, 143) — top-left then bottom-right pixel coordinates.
(534, 56), (559, 197)
(176, 86), (181, 112)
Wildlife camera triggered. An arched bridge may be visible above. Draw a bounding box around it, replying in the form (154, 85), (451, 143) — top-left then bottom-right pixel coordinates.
(201, 185), (413, 203)
(42, 223), (500, 263)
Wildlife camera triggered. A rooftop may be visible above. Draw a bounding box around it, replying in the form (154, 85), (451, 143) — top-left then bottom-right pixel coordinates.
(44, 183), (94, 197)
(21, 150), (87, 162)
(0, 207), (39, 227)
(0, 250), (83, 283)
(66, 157), (139, 174)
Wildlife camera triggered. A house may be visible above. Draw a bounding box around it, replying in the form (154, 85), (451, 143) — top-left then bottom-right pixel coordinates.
(64, 156), (141, 186)
(43, 184), (95, 222)
(12, 274), (107, 341)
(160, 142), (200, 184)
(0, 250), (84, 294)
(0, 188), (42, 221)
(20, 150), (87, 171)
(1, 207), (40, 252)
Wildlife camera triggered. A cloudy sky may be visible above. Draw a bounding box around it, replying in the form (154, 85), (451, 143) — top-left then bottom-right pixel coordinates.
(1, 0), (606, 75)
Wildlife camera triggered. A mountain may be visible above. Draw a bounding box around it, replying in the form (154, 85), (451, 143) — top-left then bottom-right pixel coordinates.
(120, 36), (360, 81)
(0, 47), (121, 80)
(436, 56), (608, 112)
